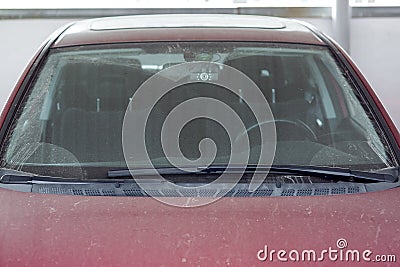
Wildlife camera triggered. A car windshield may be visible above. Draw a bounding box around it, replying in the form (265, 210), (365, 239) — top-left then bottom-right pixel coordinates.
(0, 42), (396, 179)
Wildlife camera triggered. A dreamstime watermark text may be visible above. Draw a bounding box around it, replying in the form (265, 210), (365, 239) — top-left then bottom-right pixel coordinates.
(257, 238), (396, 263)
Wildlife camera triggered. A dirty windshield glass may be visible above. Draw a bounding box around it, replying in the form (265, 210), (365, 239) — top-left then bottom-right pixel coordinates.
(0, 42), (395, 179)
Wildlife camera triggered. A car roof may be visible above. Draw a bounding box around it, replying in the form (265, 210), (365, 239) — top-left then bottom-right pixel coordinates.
(53, 14), (326, 48)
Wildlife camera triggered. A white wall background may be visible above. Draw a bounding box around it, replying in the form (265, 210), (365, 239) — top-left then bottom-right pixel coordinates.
(351, 17), (400, 129)
(0, 17), (399, 128)
(0, 19), (75, 105)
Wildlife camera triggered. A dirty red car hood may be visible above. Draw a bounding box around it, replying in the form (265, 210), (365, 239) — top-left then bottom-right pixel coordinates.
(0, 187), (399, 266)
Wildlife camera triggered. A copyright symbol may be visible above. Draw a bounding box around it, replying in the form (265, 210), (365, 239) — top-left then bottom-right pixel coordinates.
(336, 238), (348, 249)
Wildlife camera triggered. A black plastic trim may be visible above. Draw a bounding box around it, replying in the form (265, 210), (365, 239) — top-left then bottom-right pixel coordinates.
(29, 182), (367, 197)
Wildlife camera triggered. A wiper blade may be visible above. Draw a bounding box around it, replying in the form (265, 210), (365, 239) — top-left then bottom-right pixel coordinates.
(201, 165), (398, 183)
(108, 165), (399, 183)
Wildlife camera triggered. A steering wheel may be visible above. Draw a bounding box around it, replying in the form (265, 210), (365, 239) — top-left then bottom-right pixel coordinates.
(235, 119), (318, 145)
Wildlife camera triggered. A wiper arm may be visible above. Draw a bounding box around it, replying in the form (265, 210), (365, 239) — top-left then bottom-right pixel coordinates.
(0, 169), (54, 184)
(108, 165), (399, 183)
(0, 172), (86, 184)
(0, 169), (125, 184)
(108, 167), (200, 178)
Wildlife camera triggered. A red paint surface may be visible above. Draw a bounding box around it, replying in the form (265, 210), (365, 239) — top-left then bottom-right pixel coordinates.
(52, 16), (324, 48)
(0, 188), (399, 266)
(53, 27), (325, 48)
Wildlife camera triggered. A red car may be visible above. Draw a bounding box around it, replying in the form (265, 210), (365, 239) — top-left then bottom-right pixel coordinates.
(0, 14), (399, 266)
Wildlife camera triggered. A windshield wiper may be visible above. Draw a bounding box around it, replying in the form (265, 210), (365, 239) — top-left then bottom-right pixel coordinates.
(108, 165), (399, 183)
(2, 165), (396, 185)
(0, 173), (87, 184)
(0, 169), (125, 184)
